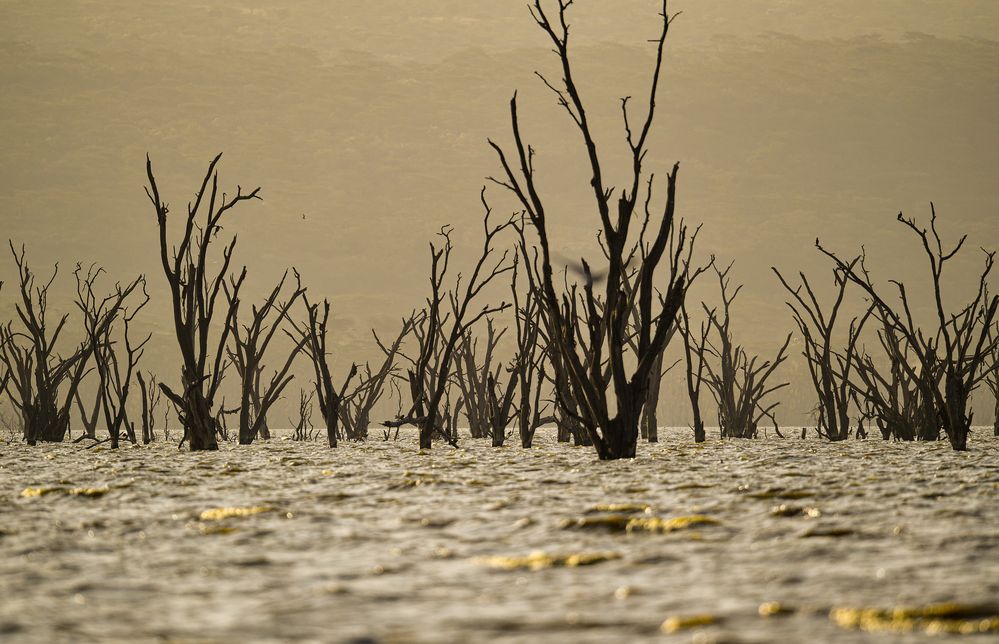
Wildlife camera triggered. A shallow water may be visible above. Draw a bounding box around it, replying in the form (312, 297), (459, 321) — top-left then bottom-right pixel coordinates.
(1, 429), (998, 643)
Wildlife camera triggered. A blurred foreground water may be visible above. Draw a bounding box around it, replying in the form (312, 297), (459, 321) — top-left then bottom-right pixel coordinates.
(2, 428), (998, 642)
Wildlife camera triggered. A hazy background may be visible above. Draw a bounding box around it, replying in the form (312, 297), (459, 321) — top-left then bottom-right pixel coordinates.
(1, 1), (997, 428)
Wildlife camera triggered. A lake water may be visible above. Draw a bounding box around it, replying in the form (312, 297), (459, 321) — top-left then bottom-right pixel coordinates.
(2, 428), (998, 642)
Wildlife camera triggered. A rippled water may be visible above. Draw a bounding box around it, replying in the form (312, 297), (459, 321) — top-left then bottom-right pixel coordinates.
(2, 429), (998, 643)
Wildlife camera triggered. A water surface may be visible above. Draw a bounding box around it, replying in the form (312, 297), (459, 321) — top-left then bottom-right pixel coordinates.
(2, 429), (997, 642)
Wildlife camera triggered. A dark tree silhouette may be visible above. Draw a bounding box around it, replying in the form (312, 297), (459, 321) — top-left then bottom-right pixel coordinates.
(145, 153), (260, 451)
(453, 319), (507, 441)
(773, 261), (869, 441)
(75, 264), (150, 448)
(987, 328), (999, 436)
(136, 371), (163, 444)
(290, 388), (319, 442)
(699, 264), (792, 439)
(226, 270), (307, 444)
(287, 283), (357, 448)
(399, 204), (513, 450)
(0, 245), (135, 444)
(510, 234), (589, 446)
(818, 205), (998, 450)
(679, 300), (710, 443)
(489, 0), (700, 459)
(510, 258), (550, 448)
(339, 316), (417, 441)
(848, 311), (940, 441)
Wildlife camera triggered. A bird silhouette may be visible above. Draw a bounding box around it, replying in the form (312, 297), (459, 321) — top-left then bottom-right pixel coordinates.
(553, 251), (608, 286)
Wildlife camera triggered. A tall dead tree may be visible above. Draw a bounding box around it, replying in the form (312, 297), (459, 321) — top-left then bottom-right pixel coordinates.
(226, 270), (307, 444)
(773, 261), (869, 441)
(287, 282), (357, 448)
(0, 245), (119, 444)
(700, 264), (792, 439)
(145, 153), (258, 450)
(818, 205), (998, 451)
(400, 204), (513, 450)
(489, 0), (701, 459)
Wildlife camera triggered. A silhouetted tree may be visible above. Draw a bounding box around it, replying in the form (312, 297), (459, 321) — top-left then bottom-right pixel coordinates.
(290, 388), (318, 442)
(0, 245), (132, 444)
(987, 331), (999, 436)
(287, 290), (357, 448)
(399, 204), (513, 450)
(679, 301), (710, 442)
(510, 258), (550, 448)
(136, 371), (163, 444)
(226, 270), (307, 444)
(453, 319), (506, 440)
(818, 205), (998, 450)
(75, 264), (150, 448)
(700, 264), (792, 439)
(489, 0), (700, 459)
(340, 315), (417, 441)
(510, 237), (589, 446)
(848, 310), (940, 441)
(144, 153), (259, 451)
(773, 261), (869, 441)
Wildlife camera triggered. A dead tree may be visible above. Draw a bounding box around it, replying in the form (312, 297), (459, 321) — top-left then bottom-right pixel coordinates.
(818, 205), (998, 451)
(75, 265), (150, 449)
(487, 362), (520, 447)
(453, 319), (506, 439)
(700, 264), (792, 439)
(773, 261), (869, 441)
(985, 325), (999, 436)
(136, 371), (163, 443)
(145, 153), (259, 450)
(0, 245), (118, 444)
(512, 244), (588, 446)
(226, 271), (307, 444)
(399, 204), (513, 450)
(511, 258), (550, 448)
(290, 388), (317, 441)
(287, 282), (357, 448)
(451, 318), (522, 446)
(73, 386), (102, 440)
(488, 0), (701, 459)
(848, 312), (940, 441)
(340, 315), (417, 441)
(679, 301), (710, 442)
(599, 227), (685, 444)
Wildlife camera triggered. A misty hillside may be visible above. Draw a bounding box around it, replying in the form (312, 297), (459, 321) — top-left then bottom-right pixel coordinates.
(1, 1), (997, 424)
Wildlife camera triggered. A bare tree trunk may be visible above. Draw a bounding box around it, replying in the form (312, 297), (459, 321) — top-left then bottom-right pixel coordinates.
(640, 352), (663, 443)
(145, 153), (260, 451)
